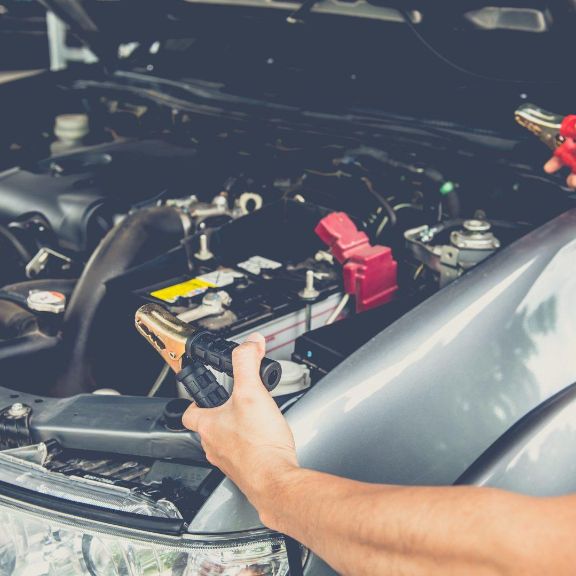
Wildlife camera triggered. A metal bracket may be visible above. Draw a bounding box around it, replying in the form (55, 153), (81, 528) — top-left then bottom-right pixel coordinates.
(25, 247), (73, 279)
(46, 11), (98, 71)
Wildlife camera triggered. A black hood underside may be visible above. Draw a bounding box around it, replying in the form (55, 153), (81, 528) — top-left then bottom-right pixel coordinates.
(39, 0), (576, 83)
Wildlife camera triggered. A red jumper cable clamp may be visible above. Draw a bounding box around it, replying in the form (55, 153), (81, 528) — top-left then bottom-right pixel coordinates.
(555, 115), (576, 173)
(515, 103), (576, 172)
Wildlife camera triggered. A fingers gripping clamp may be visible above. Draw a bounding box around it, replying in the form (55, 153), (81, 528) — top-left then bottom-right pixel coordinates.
(179, 331), (236, 408)
(135, 303), (282, 409)
(186, 331), (235, 376)
(176, 360), (229, 408)
(187, 331), (282, 391)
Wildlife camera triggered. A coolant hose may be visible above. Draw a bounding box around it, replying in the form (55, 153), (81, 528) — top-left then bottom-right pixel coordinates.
(53, 207), (188, 396)
(0, 224), (32, 264)
(0, 300), (38, 339)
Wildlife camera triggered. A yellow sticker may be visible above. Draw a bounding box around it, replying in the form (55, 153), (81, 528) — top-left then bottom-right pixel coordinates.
(151, 278), (216, 303)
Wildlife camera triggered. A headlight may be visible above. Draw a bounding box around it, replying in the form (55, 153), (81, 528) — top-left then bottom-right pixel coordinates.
(0, 501), (289, 575)
(0, 451), (295, 576)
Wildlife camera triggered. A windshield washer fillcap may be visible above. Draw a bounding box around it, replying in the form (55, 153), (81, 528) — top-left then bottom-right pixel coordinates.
(27, 290), (66, 314)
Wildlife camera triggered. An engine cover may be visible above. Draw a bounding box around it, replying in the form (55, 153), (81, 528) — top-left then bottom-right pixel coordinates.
(0, 139), (198, 253)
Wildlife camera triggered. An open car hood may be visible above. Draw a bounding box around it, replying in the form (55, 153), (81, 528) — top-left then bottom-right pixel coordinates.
(39, 0), (575, 74)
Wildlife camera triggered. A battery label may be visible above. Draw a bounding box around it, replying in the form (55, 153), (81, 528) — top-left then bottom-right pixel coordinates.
(237, 255), (282, 275)
(150, 268), (244, 303)
(151, 278), (216, 303)
(196, 269), (244, 287)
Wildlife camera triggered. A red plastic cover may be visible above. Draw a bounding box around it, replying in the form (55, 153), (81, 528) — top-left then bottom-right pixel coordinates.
(315, 212), (398, 312)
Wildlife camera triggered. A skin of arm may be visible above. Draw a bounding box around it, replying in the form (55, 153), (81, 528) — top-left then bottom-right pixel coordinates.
(183, 335), (576, 576)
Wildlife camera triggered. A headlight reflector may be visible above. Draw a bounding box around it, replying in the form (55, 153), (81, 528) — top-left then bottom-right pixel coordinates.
(0, 451), (294, 576)
(0, 498), (290, 575)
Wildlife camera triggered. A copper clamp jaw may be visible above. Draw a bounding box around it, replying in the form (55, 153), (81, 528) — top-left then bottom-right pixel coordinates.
(135, 303), (192, 373)
(514, 103), (565, 151)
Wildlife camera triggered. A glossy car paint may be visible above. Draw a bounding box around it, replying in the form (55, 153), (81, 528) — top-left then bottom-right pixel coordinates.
(457, 380), (576, 495)
(189, 208), (576, 574)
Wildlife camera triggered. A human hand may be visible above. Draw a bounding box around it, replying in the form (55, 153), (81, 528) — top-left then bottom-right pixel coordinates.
(182, 333), (299, 513)
(544, 156), (576, 189)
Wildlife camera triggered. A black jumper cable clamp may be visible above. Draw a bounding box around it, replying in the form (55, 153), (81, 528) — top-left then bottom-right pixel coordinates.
(135, 303), (282, 408)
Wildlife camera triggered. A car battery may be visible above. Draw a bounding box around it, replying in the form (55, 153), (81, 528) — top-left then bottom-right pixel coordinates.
(136, 255), (343, 361)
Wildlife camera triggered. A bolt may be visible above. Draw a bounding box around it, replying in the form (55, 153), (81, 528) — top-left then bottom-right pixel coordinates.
(304, 303), (313, 332)
(194, 234), (214, 261)
(463, 219), (491, 234)
(216, 290), (232, 307)
(202, 292), (220, 304)
(306, 271), (314, 289)
(299, 271), (320, 332)
(315, 250), (334, 264)
(299, 270), (320, 301)
(8, 403), (29, 418)
(212, 195), (228, 211)
(201, 290), (231, 309)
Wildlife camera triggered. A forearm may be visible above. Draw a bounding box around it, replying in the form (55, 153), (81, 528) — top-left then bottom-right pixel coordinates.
(251, 468), (573, 576)
(182, 339), (576, 575)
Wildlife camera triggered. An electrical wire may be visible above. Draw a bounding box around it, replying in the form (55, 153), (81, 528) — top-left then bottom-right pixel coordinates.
(375, 214), (390, 239)
(362, 176), (397, 227)
(325, 293), (350, 326)
(282, 1), (560, 85)
(147, 364), (170, 397)
(395, 7), (562, 86)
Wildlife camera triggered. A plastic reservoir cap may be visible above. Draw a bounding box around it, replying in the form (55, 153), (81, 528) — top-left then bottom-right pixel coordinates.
(271, 360), (311, 397)
(27, 290), (66, 314)
(54, 114), (89, 142)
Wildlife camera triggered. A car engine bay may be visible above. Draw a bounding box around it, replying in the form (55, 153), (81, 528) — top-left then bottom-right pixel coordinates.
(0, 74), (573, 527)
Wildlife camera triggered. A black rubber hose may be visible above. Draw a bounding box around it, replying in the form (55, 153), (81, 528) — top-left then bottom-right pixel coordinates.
(0, 300), (38, 339)
(443, 189), (461, 219)
(0, 224), (32, 264)
(0, 278), (77, 307)
(54, 207), (187, 397)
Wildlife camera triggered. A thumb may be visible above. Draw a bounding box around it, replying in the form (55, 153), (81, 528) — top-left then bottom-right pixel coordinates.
(244, 332), (266, 355)
(182, 402), (204, 432)
(232, 333), (266, 389)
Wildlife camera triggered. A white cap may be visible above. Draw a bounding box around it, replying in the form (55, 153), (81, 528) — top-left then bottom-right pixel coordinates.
(54, 114), (89, 143)
(27, 290), (66, 314)
(271, 360), (311, 397)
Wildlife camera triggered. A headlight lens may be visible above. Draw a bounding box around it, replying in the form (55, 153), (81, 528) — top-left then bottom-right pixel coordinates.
(0, 497), (290, 575)
(0, 450), (294, 576)
(0, 451), (181, 519)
